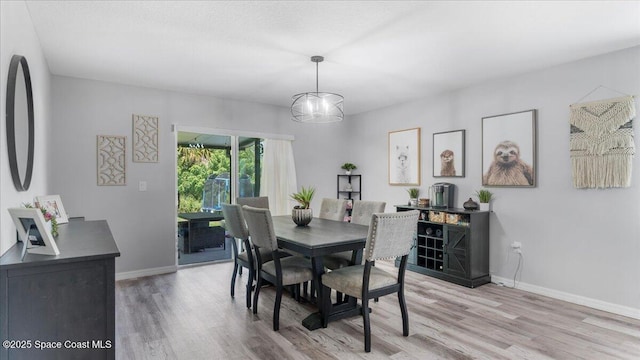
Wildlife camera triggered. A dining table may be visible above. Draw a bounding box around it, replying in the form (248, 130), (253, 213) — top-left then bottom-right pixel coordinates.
(271, 215), (369, 330)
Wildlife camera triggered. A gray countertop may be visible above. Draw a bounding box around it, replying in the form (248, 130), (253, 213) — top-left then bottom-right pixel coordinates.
(0, 219), (120, 269)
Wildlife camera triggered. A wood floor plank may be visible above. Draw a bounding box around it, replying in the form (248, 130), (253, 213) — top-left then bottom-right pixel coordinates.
(115, 260), (640, 359)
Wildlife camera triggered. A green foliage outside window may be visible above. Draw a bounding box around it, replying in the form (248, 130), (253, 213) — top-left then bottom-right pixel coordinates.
(177, 141), (260, 213)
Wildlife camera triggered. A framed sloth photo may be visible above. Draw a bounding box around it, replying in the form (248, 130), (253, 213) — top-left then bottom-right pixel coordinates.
(433, 130), (465, 177)
(482, 109), (537, 187)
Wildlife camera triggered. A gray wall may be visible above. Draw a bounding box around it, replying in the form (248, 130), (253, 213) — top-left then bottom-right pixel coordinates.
(2, 0), (638, 316)
(0, 1), (53, 255)
(346, 46), (640, 313)
(50, 76), (350, 274)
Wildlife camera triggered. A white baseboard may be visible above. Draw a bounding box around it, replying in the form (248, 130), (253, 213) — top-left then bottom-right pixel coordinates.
(490, 275), (640, 320)
(115, 265), (177, 281)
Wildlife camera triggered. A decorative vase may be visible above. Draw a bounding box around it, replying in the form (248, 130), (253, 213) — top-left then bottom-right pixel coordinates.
(479, 202), (490, 211)
(409, 198), (418, 207)
(292, 208), (313, 226)
(345, 170), (352, 175)
(463, 198), (479, 210)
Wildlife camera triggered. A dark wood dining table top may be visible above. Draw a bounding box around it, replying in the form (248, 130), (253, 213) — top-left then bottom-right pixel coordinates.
(271, 215), (368, 257)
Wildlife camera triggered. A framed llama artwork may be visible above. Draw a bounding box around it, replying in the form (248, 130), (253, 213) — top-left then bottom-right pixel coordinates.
(388, 127), (421, 186)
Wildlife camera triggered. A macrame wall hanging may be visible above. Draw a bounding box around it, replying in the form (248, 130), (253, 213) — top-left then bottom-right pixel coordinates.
(569, 95), (635, 189)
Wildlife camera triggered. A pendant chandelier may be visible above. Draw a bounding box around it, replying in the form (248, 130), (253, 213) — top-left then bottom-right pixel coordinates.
(291, 56), (344, 123)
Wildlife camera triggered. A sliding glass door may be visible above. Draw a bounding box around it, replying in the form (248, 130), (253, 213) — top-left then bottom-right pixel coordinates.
(176, 131), (263, 266)
(237, 136), (264, 201)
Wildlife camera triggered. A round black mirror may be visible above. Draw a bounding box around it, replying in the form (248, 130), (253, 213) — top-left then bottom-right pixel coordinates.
(6, 55), (34, 192)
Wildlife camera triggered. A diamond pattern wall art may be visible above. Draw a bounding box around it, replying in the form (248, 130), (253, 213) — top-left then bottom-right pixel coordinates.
(97, 135), (126, 186)
(132, 114), (159, 162)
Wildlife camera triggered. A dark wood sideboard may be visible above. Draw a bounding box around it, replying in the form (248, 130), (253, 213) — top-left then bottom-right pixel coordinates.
(396, 205), (490, 288)
(0, 219), (120, 360)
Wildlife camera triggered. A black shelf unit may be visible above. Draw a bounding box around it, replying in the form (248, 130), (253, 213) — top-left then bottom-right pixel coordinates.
(396, 205), (490, 288)
(337, 174), (361, 200)
(337, 175), (361, 219)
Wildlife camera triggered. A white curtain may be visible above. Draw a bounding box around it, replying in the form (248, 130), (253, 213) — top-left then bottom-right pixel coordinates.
(260, 139), (297, 216)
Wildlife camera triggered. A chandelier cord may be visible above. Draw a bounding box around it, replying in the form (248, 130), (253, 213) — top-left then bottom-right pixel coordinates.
(315, 61), (319, 95)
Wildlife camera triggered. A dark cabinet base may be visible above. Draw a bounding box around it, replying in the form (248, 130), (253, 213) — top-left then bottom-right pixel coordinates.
(404, 263), (491, 288)
(3, 259), (115, 359)
(0, 220), (120, 360)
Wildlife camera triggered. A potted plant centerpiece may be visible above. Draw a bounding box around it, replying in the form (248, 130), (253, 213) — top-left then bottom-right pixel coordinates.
(476, 189), (493, 211)
(290, 186), (315, 226)
(341, 163), (357, 175)
(407, 187), (420, 207)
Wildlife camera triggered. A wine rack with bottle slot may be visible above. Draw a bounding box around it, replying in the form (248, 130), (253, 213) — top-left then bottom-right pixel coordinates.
(417, 221), (445, 271)
(396, 205), (491, 288)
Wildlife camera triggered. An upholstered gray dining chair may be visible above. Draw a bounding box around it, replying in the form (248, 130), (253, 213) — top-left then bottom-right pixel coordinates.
(242, 205), (314, 331)
(221, 203), (272, 309)
(318, 198), (348, 221)
(237, 196), (269, 210)
(323, 200), (387, 271)
(321, 210), (419, 352)
(234, 197), (269, 275)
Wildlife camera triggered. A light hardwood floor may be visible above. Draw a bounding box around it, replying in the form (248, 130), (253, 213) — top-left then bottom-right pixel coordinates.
(116, 260), (640, 359)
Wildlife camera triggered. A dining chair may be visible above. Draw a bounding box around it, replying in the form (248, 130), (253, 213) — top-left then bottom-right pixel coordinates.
(321, 210), (419, 352)
(323, 200), (387, 271)
(318, 198), (348, 221)
(242, 205), (314, 331)
(323, 200), (387, 304)
(237, 196), (269, 209)
(234, 197), (269, 276)
(221, 203), (272, 309)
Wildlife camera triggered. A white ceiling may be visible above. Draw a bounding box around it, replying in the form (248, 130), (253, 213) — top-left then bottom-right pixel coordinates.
(25, 1), (640, 115)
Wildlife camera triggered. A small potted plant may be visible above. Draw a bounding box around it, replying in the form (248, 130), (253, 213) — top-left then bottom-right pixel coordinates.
(341, 163), (357, 175)
(290, 186), (315, 226)
(407, 187), (420, 206)
(475, 189), (493, 211)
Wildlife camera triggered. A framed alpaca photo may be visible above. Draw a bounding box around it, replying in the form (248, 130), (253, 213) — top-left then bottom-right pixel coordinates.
(389, 127), (420, 185)
(433, 130), (465, 177)
(35, 194), (69, 224)
(482, 109), (537, 187)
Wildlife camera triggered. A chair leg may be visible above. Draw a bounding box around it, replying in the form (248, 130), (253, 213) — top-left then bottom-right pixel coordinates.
(293, 284), (299, 302)
(239, 266), (243, 276)
(362, 298), (371, 352)
(336, 291), (343, 304)
(253, 275), (262, 314)
(273, 285), (283, 331)
(399, 290), (409, 336)
(230, 261), (239, 298)
(245, 267), (253, 309)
